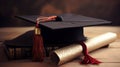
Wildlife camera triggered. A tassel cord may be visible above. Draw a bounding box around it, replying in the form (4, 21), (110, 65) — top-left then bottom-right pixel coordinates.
(80, 41), (101, 64)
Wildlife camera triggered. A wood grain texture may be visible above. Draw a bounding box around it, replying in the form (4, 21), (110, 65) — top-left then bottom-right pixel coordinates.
(0, 26), (120, 67)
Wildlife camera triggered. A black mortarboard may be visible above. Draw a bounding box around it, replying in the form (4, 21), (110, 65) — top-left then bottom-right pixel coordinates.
(16, 14), (111, 45)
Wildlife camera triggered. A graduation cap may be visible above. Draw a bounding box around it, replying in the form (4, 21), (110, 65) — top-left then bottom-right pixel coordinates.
(16, 14), (111, 45)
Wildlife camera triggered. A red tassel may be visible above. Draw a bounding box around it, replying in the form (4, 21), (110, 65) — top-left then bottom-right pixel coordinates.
(32, 22), (45, 62)
(80, 41), (101, 64)
(32, 16), (57, 62)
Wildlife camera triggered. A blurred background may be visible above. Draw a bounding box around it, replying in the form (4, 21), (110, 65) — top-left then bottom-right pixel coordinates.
(0, 0), (120, 27)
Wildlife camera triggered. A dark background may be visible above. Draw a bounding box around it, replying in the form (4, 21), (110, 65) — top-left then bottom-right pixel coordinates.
(0, 0), (120, 27)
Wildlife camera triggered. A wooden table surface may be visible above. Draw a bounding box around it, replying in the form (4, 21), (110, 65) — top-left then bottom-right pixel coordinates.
(0, 26), (120, 67)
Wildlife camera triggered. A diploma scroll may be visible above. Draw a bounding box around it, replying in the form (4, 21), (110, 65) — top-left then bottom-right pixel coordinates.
(50, 32), (117, 65)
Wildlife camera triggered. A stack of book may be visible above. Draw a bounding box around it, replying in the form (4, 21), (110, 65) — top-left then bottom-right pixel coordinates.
(4, 41), (59, 59)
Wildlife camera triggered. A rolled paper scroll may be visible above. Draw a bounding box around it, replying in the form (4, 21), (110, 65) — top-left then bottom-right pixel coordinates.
(50, 32), (117, 65)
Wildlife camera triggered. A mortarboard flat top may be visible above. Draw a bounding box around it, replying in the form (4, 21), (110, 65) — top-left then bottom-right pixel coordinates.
(16, 13), (111, 29)
(16, 14), (111, 45)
